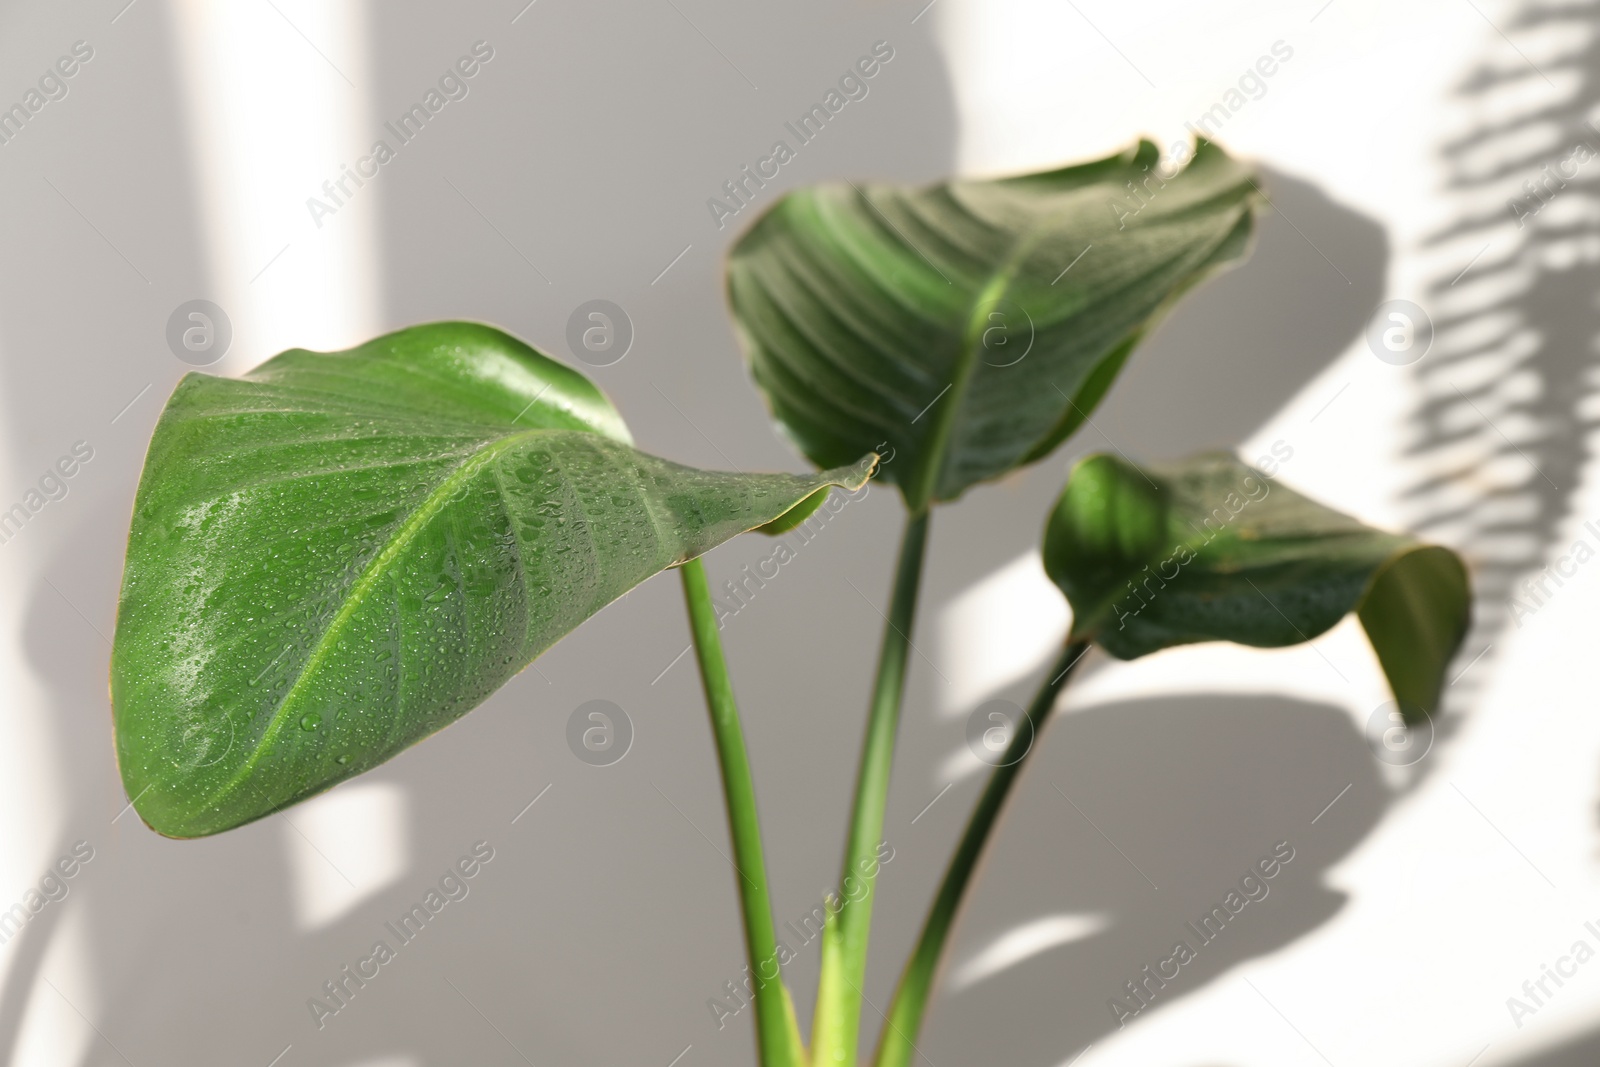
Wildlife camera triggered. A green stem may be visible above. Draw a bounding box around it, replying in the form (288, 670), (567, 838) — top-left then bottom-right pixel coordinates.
(813, 511), (931, 1067)
(679, 557), (806, 1067)
(873, 639), (1092, 1067)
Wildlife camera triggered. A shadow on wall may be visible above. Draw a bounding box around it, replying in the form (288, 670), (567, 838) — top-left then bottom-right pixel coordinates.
(920, 161), (1392, 649)
(1405, 7), (1600, 1058)
(1093, 164), (1389, 460)
(921, 692), (1385, 1065)
(1405, 0), (1600, 728)
(879, 167), (1401, 1064)
(1507, 1023), (1600, 1066)
(0, 7), (1469, 1063)
(0, 3), (959, 1067)
(0, 1), (221, 1064)
(916, 2), (1600, 1061)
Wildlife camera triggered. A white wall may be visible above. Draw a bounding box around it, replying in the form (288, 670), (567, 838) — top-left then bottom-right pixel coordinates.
(0, 0), (1591, 1064)
(933, 2), (1600, 1064)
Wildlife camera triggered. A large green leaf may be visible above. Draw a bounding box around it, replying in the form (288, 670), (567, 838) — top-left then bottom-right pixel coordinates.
(112, 322), (874, 838)
(727, 139), (1261, 512)
(1043, 452), (1471, 719)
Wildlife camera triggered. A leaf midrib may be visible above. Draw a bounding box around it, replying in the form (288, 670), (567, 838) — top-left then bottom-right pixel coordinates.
(196, 426), (546, 814)
(895, 165), (1258, 509)
(902, 205), (1055, 512)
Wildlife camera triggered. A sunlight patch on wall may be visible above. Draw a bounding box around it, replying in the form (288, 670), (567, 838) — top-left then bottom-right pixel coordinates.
(168, 0), (380, 369)
(934, 549), (1068, 720)
(950, 912), (1110, 991)
(284, 782), (408, 931)
(11, 902), (92, 1067)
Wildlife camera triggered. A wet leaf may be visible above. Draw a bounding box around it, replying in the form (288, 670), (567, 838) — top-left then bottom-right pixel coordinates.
(112, 322), (873, 836)
(728, 139), (1260, 511)
(1043, 452), (1470, 719)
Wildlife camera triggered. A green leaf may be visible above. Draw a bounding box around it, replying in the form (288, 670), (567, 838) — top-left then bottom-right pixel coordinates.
(1043, 452), (1471, 719)
(727, 138), (1261, 513)
(111, 322), (875, 838)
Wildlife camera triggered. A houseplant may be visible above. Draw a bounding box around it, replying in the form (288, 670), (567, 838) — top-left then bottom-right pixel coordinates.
(110, 138), (1468, 1065)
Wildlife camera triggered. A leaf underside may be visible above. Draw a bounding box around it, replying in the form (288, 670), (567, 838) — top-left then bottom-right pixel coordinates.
(1043, 452), (1470, 719)
(112, 322), (874, 837)
(728, 138), (1262, 511)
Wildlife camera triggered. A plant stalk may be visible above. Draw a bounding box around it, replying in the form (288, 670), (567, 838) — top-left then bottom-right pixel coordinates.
(812, 511), (931, 1067)
(873, 639), (1092, 1067)
(679, 557), (807, 1067)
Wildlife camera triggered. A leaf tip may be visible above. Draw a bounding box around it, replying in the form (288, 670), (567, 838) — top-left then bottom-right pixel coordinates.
(848, 451), (881, 489)
(1358, 544), (1472, 721)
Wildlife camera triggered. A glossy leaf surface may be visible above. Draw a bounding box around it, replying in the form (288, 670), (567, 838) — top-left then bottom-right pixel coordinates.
(727, 139), (1261, 512)
(1043, 452), (1470, 718)
(112, 322), (874, 837)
